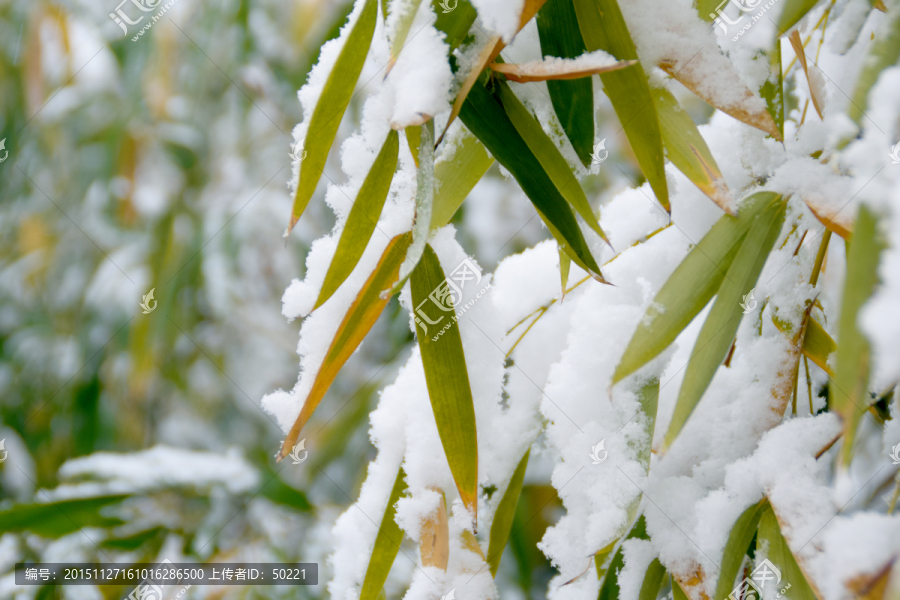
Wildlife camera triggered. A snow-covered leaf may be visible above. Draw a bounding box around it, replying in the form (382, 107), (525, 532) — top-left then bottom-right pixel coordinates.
(573, 0), (670, 212)
(316, 130), (400, 308)
(487, 449), (530, 576)
(360, 467), (408, 600)
(420, 487), (450, 569)
(788, 31), (824, 120)
(410, 244), (479, 519)
(289, 0), (378, 232)
(489, 55), (636, 83)
(429, 127), (493, 231)
(277, 233), (412, 460)
(387, 0), (424, 75)
(757, 503), (821, 600)
(598, 515), (649, 600)
(653, 84), (733, 214)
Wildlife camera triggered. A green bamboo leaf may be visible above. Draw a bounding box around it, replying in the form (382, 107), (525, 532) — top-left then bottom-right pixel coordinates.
(572, 0), (669, 212)
(406, 125), (421, 167)
(559, 248), (572, 297)
(776, 0), (824, 34)
(487, 449), (530, 576)
(410, 244), (479, 517)
(537, 0), (595, 166)
(598, 515), (649, 600)
(831, 204), (884, 467)
(278, 233), (412, 460)
(848, 10), (900, 125)
(316, 130), (400, 308)
(758, 504), (820, 600)
(652, 84), (733, 214)
(289, 0), (378, 231)
(386, 120), (435, 297)
(664, 194), (786, 449)
(429, 127), (493, 231)
(640, 559), (667, 600)
(802, 316), (835, 378)
(759, 44), (785, 144)
(0, 495), (128, 537)
(432, 0), (477, 52)
(673, 578), (690, 600)
(696, 0), (719, 20)
(387, 0), (424, 74)
(497, 80), (610, 246)
(360, 467), (408, 600)
(613, 193), (777, 385)
(714, 499), (768, 600)
(459, 75), (605, 280)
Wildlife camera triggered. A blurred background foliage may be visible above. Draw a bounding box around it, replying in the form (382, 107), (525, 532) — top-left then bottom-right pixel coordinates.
(0, 0), (562, 597)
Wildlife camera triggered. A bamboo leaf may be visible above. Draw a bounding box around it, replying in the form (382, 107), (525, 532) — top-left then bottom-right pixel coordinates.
(0, 495), (128, 537)
(429, 127), (493, 231)
(664, 194), (786, 450)
(802, 316), (836, 378)
(847, 9), (900, 125)
(758, 503), (821, 600)
(420, 487), (450, 570)
(360, 467), (408, 600)
(278, 233), (412, 460)
(776, 0), (825, 35)
(713, 499), (768, 600)
(803, 195), (853, 239)
(613, 193), (777, 385)
(386, 0), (424, 75)
(640, 559), (667, 600)
(559, 248), (572, 299)
(652, 84), (733, 214)
(496, 80), (611, 246)
(573, 0), (670, 212)
(598, 515), (649, 600)
(406, 125), (421, 168)
(289, 0), (378, 231)
(316, 130), (400, 308)
(536, 0), (595, 166)
(487, 449), (530, 576)
(489, 56), (637, 82)
(831, 204), (884, 467)
(431, 0), (477, 52)
(759, 44), (785, 141)
(459, 75), (606, 279)
(411, 244), (479, 518)
(385, 120), (435, 297)
(788, 31), (824, 120)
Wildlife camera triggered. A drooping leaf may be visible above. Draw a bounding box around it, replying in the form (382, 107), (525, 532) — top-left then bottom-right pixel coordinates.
(385, 120), (435, 297)
(496, 80), (610, 246)
(536, 0), (595, 166)
(847, 8), (900, 125)
(411, 244), (479, 518)
(420, 488), (450, 570)
(802, 316), (836, 377)
(714, 499), (768, 600)
(0, 495), (128, 537)
(432, 0), (477, 52)
(776, 0), (825, 35)
(831, 204), (884, 467)
(572, 0), (670, 212)
(278, 233), (412, 460)
(803, 195), (853, 239)
(758, 503), (821, 600)
(489, 56), (636, 82)
(788, 31), (824, 120)
(459, 75), (605, 279)
(316, 130), (400, 308)
(613, 193), (777, 385)
(652, 84), (733, 214)
(289, 0), (378, 231)
(664, 194), (786, 449)
(360, 467), (407, 600)
(488, 449), (530, 576)
(429, 127), (493, 231)
(598, 515), (649, 600)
